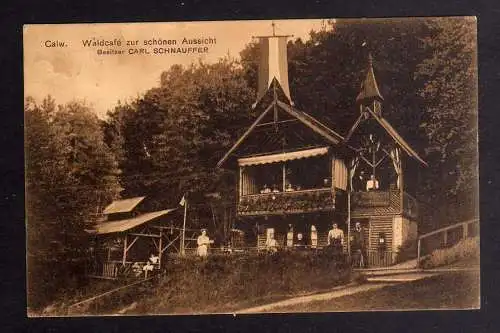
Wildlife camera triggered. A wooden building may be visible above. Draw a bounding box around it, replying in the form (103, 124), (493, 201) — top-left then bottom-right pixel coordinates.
(85, 196), (179, 279)
(217, 33), (426, 266)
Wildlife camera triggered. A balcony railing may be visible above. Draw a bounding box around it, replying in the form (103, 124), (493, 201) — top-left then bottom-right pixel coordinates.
(351, 190), (392, 208)
(238, 188), (335, 215)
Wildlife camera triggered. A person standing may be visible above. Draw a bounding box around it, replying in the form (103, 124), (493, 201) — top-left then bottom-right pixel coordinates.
(310, 225), (318, 249)
(265, 233), (278, 253)
(351, 222), (366, 268)
(327, 223), (344, 253)
(366, 174), (379, 191)
(197, 228), (212, 257)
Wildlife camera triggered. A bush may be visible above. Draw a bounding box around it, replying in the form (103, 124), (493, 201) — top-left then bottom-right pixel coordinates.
(420, 237), (479, 269)
(132, 250), (351, 314)
(395, 239), (418, 264)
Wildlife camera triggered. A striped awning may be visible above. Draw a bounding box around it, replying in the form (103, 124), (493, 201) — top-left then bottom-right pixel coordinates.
(238, 147), (329, 166)
(86, 209), (177, 235)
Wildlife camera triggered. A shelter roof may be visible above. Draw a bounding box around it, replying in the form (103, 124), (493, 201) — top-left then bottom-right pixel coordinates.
(86, 209), (177, 235)
(103, 196), (146, 215)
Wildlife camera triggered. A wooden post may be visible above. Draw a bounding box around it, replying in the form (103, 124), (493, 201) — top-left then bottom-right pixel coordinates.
(443, 231), (447, 246)
(282, 162), (286, 191)
(239, 167), (243, 197)
(122, 234), (128, 266)
(158, 230), (163, 270)
(417, 237), (421, 266)
(181, 199), (188, 256)
(347, 171), (352, 256)
(463, 223), (468, 239)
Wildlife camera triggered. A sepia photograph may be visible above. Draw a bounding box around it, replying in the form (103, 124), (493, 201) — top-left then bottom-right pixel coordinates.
(24, 17), (479, 316)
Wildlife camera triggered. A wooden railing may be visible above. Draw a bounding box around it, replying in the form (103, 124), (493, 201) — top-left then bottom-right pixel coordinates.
(87, 260), (150, 279)
(351, 190), (392, 207)
(416, 218), (479, 265)
(238, 188), (334, 215)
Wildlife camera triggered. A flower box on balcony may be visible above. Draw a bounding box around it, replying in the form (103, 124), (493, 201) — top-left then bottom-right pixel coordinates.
(237, 188), (335, 216)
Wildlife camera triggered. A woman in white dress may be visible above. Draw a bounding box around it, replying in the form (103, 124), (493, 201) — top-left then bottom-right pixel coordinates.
(197, 229), (211, 257)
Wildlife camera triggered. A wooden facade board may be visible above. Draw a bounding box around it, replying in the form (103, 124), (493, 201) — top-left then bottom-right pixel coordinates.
(367, 215), (394, 252)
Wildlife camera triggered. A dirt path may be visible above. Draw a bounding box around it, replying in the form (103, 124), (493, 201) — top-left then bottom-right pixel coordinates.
(236, 261), (479, 314)
(236, 282), (395, 314)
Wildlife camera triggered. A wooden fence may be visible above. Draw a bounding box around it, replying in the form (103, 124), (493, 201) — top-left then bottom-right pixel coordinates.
(417, 218), (479, 265)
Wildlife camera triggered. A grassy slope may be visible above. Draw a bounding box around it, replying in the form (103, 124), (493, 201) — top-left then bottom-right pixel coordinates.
(269, 271), (480, 312)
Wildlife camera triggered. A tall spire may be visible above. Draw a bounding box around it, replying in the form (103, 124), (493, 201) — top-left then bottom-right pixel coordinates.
(356, 53), (384, 105)
(252, 23), (293, 108)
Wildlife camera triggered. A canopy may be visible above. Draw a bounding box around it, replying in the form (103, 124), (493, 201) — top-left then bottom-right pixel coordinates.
(238, 147), (329, 166)
(103, 196), (146, 214)
(86, 209), (177, 235)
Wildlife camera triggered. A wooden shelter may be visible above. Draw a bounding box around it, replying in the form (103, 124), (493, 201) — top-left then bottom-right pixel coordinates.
(85, 196), (180, 279)
(217, 31), (426, 266)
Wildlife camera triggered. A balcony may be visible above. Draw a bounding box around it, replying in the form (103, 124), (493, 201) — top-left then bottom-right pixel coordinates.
(352, 191), (392, 208)
(238, 188), (335, 216)
(351, 189), (401, 216)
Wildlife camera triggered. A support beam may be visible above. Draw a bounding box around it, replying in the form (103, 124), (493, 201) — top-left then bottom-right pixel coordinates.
(181, 200), (188, 255)
(282, 162), (286, 191)
(126, 236), (140, 252)
(256, 119), (298, 127)
(122, 234), (128, 266)
(129, 233), (161, 238)
(417, 238), (421, 265)
(158, 230), (163, 270)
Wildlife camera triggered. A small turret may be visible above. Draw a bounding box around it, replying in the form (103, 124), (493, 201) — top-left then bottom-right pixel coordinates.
(356, 53), (383, 116)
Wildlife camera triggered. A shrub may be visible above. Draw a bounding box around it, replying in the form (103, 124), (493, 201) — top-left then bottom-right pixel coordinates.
(395, 239), (418, 264)
(420, 237), (479, 269)
(133, 250), (351, 314)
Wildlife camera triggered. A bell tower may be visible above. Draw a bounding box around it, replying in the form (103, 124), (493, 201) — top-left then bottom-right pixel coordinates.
(356, 53), (384, 117)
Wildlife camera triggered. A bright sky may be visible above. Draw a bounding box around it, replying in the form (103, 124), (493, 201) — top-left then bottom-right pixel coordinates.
(24, 19), (326, 118)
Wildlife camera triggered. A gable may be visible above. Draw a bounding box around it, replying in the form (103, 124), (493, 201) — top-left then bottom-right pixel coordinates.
(217, 100), (344, 168)
(345, 109), (427, 166)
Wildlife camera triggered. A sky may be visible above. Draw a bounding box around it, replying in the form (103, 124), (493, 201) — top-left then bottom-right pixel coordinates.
(24, 19), (326, 118)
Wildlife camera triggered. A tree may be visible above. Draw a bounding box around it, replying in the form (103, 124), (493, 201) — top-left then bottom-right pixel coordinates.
(106, 58), (255, 211)
(415, 18), (478, 223)
(25, 97), (121, 308)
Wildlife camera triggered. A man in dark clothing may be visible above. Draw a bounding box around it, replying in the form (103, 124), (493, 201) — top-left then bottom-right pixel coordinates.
(351, 222), (366, 268)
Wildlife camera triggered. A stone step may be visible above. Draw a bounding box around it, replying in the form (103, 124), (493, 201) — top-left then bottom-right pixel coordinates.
(366, 273), (436, 283)
(360, 268), (424, 277)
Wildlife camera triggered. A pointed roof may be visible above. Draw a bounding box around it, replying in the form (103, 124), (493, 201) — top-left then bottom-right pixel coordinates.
(356, 54), (384, 104)
(216, 101), (344, 168)
(346, 107), (427, 166)
(86, 209), (177, 235)
(103, 196), (146, 215)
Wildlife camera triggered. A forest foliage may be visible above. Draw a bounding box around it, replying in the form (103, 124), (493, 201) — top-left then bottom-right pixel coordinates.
(25, 17), (477, 308)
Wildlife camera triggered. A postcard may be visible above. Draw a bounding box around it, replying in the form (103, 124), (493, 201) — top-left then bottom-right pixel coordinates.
(24, 17), (479, 316)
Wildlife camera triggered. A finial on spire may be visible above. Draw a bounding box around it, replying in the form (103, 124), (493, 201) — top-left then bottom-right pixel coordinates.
(356, 52), (383, 105)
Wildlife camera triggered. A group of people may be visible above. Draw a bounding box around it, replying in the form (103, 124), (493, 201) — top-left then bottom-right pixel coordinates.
(260, 183), (302, 194)
(196, 223), (366, 267)
(259, 180), (330, 194)
(327, 222), (366, 267)
(132, 253), (160, 278)
(354, 171), (380, 192)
